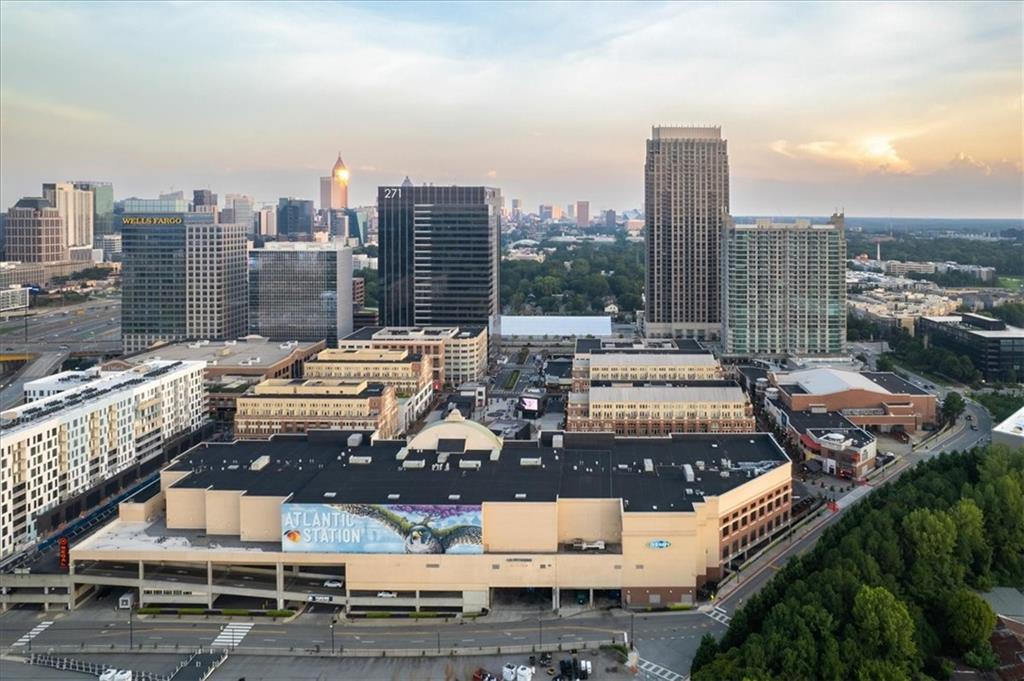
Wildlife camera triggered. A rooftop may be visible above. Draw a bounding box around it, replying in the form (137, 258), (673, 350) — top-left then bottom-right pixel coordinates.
(248, 378), (387, 398)
(921, 315), (1024, 339)
(585, 384), (748, 404)
(769, 398), (874, 448)
(500, 315), (612, 338)
(574, 338), (708, 355)
(310, 348), (423, 364)
(128, 336), (323, 368)
(588, 353), (720, 368)
(162, 424), (788, 513)
(342, 326), (486, 342)
(775, 368), (928, 397)
(993, 404), (1024, 439)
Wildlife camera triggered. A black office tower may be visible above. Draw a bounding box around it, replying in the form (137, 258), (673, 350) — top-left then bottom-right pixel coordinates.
(378, 185), (501, 334)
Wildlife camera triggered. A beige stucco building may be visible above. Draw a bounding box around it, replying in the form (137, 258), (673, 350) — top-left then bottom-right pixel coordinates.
(338, 326), (488, 387)
(234, 378), (399, 440)
(48, 415), (791, 614)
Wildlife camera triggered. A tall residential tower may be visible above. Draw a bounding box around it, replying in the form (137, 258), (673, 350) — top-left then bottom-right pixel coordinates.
(644, 126), (729, 340)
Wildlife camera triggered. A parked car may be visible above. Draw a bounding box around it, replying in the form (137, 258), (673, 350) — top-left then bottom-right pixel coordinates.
(376, 591), (397, 598)
(323, 580), (344, 589)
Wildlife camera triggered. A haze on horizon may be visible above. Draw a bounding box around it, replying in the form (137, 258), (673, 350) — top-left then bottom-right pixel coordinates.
(1, 1), (1021, 219)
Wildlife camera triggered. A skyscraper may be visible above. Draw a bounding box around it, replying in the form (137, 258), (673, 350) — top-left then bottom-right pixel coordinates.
(722, 215), (847, 357)
(42, 181), (94, 248)
(576, 200), (590, 228)
(644, 126), (729, 339)
(378, 185), (501, 333)
(604, 209), (616, 229)
(255, 205), (278, 236)
(249, 241), (353, 343)
(74, 181), (114, 238)
(224, 193), (254, 233)
(4, 197), (66, 263)
(192, 189), (218, 208)
(320, 153), (350, 211)
(276, 198), (315, 237)
(121, 212), (247, 352)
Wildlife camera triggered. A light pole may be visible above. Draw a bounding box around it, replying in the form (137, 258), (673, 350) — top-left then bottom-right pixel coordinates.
(129, 606), (134, 649)
(539, 618), (542, 647)
(330, 621), (335, 654)
(436, 630), (441, 653)
(630, 612), (635, 649)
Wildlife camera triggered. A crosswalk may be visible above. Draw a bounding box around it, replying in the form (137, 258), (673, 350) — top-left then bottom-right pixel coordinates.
(211, 622), (253, 648)
(638, 657), (688, 681)
(705, 605), (731, 625)
(12, 620), (54, 647)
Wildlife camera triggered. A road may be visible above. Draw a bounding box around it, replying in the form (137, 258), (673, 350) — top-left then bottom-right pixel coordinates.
(0, 352), (66, 411)
(0, 297), (121, 354)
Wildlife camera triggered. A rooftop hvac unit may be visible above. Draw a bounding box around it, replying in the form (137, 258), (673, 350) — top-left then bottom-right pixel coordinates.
(347, 433), (363, 447)
(350, 455), (372, 465)
(696, 460), (705, 470)
(685, 488), (694, 495)
(250, 455), (270, 471)
(402, 459), (426, 469)
(683, 463), (695, 483)
(437, 452), (449, 464)
(489, 448), (501, 461)
(520, 457), (542, 467)
(448, 494), (461, 501)
(720, 470), (730, 478)
(459, 459), (482, 470)
(395, 447), (408, 460)
(514, 493), (527, 499)
(643, 458), (654, 473)
(552, 434), (564, 448)
(387, 493), (400, 500)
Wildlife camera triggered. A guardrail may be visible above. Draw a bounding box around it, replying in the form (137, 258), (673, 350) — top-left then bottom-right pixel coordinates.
(12, 637), (622, 659)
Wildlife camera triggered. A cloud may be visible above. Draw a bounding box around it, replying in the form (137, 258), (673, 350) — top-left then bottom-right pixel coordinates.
(486, 169), (498, 179)
(770, 135), (915, 173)
(1, 90), (108, 123)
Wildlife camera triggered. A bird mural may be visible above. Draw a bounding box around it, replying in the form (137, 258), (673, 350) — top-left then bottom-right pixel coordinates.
(335, 504), (482, 554)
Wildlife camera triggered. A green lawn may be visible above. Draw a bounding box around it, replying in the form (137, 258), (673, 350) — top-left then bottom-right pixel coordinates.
(998, 276), (1023, 292)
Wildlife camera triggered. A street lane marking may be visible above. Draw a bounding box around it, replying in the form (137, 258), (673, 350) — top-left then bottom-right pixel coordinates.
(705, 606), (731, 625)
(211, 622), (254, 647)
(12, 621), (54, 647)
(637, 658), (687, 681)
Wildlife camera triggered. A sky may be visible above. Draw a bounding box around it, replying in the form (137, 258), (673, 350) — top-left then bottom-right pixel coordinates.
(1, 1), (1021, 218)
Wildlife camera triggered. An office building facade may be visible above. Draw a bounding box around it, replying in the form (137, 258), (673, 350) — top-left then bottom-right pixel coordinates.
(722, 216), (846, 357)
(42, 182), (94, 248)
(121, 213), (247, 353)
(644, 126), (729, 339)
(4, 198), (67, 263)
(320, 153), (350, 211)
(917, 314), (1024, 382)
(378, 185), (501, 334)
(249, 241), (354, 343)
(120, 197), (189, 214)
(223, 193), (254, 234)
(277, 198), (315, 237)
(74, 181), (114, 238)
(338, 325), (488, 386)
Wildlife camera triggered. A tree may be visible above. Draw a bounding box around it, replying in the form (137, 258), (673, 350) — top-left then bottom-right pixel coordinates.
(942, 589), (996, 655)
(690, 633), (719, 674)
(941, 392), (966, 425)
(901, 508), (962, 602)
(849, 585), (918, 674)
(949, 498), (993, 588)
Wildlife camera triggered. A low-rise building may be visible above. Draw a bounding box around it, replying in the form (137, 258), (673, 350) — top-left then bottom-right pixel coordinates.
(0, 360), (206, 559)
(338, 326), (487, 387)
(234, 378), (399, 440)
(992, 404), (1024, 450)
(59, 414), (791, 612)
(768, 368), (937, 433)
(917, 314), (1024, 382)
(124, 336), (325, 421)
(847, 289), (961, 335)
(764, 398), (877, 478)
(567, 383), (754, 436)
(571, 338), (721, 391)
(303, 348), (433, 432)
(0, 285), (30, 317)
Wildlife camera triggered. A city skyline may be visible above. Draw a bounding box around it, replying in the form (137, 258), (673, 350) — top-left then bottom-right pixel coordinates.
(1, 1), (1021, 218)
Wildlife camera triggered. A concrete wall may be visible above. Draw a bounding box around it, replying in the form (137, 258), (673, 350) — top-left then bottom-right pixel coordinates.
(483, 502), (558, 553)
(165, 487), (208, 529)
(556, 499), (622, 544)
(239, 495), (287, 542)
(118, 491), (165, 522)
(205, 490), (243, 536)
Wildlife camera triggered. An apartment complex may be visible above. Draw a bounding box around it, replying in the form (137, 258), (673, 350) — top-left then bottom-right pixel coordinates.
(3, 198), (67, 263)
(120, 213), (248, 353)
(0, 360), (205, 559)
(644, 126), (729, 340)
(567, 383), (754, 436)
(917, 314), (1024, 382)
(722, 217), (846, 357)
(378, 185), (502, 335)
(571, 339), (724, 392)
(64, 417), (791, 612)
(248, 241), (353, 343)
(768, 368), (937, 433)
(304, 348), (434, 431)
(847, 289), (960, 335)
(338, 325), (488, 386)
(234, 378), (399, 440)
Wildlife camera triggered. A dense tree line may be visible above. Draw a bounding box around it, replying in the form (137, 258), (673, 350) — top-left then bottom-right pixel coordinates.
(990, 302), (1024, 328)
(692, 445), (1024, 681)
(876, 330), (982, 384)
(501, 239), (644, 316)
(971, 391), (1024, 422)
(907, 271), (998, 288)
(847, 234), (1024, 276)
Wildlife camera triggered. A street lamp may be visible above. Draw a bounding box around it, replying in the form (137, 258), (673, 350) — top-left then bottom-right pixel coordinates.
(539, 618), (543, 647)
(129, 606), (134, 649)
(630, 612), (635, 649)
(330, 621), (335, 654)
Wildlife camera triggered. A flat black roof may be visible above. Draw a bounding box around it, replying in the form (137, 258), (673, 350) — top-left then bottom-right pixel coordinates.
(167, 430), (789, 512)
(769, 397), (862, 432)
(544, 359), (573, 378)
(861, 371), (929, 396)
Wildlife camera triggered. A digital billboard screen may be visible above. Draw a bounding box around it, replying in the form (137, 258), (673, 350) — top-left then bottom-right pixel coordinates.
(281, 503), (483, 554)
(520, 397), (539, 411)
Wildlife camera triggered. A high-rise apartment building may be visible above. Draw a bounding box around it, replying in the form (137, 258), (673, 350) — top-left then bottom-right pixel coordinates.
(722, 216), (846, 357)
(277, 198), (315, 237)
(4, 198), (67, 263)
(121, 213), (247, 353)
(255, 205), (278, 236)
(0, 359), (205, 559)
(74, 181), (114, 238)
(320, 153), (350, 211)
(378, 185), (501, 334)
(42, 181), (94, 248)
(539, 205), (553, 221)
(249, 241), (353, 343)
(605, 209), (616, 229)
(644, 126), (729, 340)
(576, 200), (590, 228)
(192, 189), (218, 208)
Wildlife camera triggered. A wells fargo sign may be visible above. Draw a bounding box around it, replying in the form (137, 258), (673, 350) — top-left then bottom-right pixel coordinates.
(121, 216), (183, 225)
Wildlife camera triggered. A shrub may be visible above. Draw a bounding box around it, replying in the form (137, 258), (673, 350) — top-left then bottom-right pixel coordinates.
(365, 611), (392, 618)
(137, 607), (162, 615)
(179, 608), (207, 616)
(221, 609), (250, 616)
(409, 612), (440, 618)
(265, 610), (295, 618)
